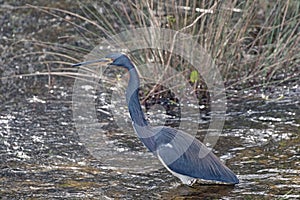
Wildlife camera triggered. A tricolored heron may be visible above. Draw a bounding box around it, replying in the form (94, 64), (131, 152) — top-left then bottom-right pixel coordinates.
(73, 53), (239, 185)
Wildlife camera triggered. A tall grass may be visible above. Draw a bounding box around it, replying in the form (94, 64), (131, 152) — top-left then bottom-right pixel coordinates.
(1, 0), (299, 100)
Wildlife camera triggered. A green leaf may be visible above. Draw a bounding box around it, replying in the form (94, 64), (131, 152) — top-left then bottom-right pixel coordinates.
(190, 70), (199, 83)
(167, 15), (176, 24)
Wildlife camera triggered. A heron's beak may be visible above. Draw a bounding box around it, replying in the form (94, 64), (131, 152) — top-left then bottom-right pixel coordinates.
(72, 58), (114, 67)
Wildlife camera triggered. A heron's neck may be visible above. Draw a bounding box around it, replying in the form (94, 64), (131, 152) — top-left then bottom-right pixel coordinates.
(126, 67), (148, 127)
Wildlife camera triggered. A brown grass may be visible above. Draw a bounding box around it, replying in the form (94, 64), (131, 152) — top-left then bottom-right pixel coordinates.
(1, 0), (299, 99)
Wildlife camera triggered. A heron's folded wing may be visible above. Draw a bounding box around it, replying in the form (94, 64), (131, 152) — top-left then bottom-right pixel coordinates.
(155, 127), (239, 184)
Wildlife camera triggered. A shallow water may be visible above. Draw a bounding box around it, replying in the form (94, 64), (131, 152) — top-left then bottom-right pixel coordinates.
(0, 1), (299, 199)
(0, 77), (299, 199)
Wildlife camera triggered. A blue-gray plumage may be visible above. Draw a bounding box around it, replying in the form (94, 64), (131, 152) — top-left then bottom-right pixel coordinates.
(73, 53), (239, 185)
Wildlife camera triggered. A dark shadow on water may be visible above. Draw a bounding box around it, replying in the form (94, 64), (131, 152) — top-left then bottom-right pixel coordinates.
(163, 184), (235, 199)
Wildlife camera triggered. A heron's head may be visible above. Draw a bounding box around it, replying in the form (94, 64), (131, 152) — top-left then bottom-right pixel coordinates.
(72, 53), (133, 69)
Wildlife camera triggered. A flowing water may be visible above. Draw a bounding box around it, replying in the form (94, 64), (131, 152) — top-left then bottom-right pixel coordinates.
(0, 1), (299, 199)
(0, 77), (299, 199)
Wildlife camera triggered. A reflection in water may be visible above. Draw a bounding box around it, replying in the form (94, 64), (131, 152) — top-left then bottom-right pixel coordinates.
(0, 78), (299, 199)
(163, 184), (235, 199)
